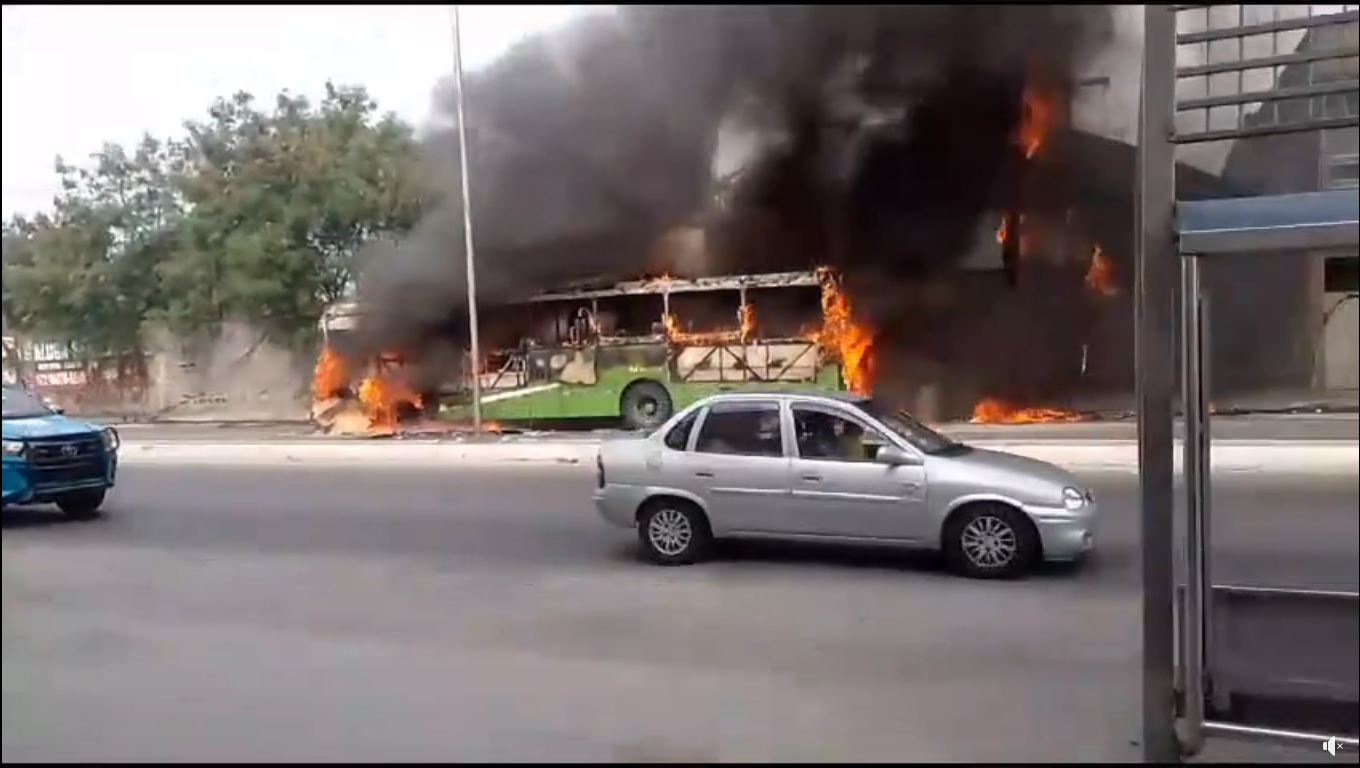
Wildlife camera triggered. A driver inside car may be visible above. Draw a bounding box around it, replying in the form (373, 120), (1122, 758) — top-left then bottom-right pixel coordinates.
(798, 411), (873, 462)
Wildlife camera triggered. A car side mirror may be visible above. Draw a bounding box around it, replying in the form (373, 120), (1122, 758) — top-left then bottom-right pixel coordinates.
(875, 445), (921, 466)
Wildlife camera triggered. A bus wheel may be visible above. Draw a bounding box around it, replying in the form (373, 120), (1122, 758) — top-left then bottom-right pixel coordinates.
(620, 381), (673, 431)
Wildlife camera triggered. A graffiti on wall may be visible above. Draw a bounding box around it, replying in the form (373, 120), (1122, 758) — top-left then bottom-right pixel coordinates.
(1, 336), (18, 386)
(0, 335), (147, 411)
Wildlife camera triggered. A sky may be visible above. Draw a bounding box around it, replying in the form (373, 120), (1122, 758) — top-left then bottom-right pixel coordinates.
(0, 5), (610, 219)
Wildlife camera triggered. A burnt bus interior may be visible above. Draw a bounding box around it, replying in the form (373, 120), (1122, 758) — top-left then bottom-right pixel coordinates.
(469, 273), (829, 394)
(484, 274), (824, 350)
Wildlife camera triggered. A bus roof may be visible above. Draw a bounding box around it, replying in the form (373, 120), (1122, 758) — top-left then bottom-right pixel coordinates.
(321, 269), (824, 326)
(527, 270), (822, 303)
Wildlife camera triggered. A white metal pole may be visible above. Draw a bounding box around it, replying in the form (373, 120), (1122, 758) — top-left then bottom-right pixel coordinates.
(451, 5), (483, 432)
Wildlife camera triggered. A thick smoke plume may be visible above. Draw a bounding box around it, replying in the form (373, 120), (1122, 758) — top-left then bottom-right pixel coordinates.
(354, 5), (1113, 389)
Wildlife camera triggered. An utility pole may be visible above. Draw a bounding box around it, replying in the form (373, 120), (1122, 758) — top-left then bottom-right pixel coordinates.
(450, 5), (483, 432)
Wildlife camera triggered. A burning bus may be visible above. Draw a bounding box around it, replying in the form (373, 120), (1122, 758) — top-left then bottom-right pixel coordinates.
(312, 267), (873, 434)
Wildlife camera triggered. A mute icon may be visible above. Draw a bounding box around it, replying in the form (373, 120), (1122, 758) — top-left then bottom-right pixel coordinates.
(1322, 736), (1343, 756)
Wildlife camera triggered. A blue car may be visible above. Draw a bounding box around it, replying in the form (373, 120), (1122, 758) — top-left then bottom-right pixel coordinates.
(2, 385), (120, 518)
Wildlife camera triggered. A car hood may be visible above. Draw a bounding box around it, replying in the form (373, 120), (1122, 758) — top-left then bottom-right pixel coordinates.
(2, 413), (105, 440)
(930, 446), (1081, 499)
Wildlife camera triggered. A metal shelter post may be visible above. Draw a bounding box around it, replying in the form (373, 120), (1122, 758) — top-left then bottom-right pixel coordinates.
(1177, 253), (1211, 753)
(1136, 5), (1181, 763)
(1142, 3), (1360, 759)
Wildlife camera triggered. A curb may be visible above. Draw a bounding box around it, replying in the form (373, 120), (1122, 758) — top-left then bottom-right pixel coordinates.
(115, 439), (1359, 476)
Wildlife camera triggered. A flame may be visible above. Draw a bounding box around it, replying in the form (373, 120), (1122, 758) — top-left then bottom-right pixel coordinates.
(1017, 76), (1060, 160)
(1084, 244), (1119, 298)
(643, 273), (675, 290)
(995, 212), (1036, 258)
(809, 268), (875, 396)
(738, 303), (755, 343)
(657, 268), (875, 396)
(359, 354), (422, 435)
(310, 345), (423, 436)
(312, 345), (349, 401)
(662, 310), (751, 345)
(662, 299), (757, 346)
(969, 398), (1083, 424)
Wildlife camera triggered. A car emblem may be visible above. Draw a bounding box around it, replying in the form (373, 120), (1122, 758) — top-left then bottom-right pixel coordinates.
(60, 444), (79, 457)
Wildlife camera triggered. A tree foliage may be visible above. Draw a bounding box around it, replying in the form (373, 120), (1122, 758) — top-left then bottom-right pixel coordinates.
(1, 82), (425, 356)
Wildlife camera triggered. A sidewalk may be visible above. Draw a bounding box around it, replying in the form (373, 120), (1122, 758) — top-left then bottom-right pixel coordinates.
(115, 436), (1359, 476)
(1068, 387), (1360, 419)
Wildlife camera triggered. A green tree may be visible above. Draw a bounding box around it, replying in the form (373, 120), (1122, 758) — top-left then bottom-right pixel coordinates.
(3, 82), (424, 358)
(2, 136), (182, 360)
(168, 83), (425, 350)
(0, 200), (131, 359)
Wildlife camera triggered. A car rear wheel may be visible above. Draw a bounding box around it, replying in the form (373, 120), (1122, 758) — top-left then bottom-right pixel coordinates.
(637, 500), (711, 566)
(56, 488), (107, 520)
(944, 503), (1038, 579)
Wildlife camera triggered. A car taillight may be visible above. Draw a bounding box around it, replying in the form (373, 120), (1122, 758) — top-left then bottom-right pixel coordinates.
(596, 453), (606, 489)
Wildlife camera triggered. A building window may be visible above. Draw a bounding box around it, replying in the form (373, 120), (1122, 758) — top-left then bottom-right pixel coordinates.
(1322, 127), (1359, 189)
(1325, 255), (1360, 294)
(1327, 157), (1360, 189)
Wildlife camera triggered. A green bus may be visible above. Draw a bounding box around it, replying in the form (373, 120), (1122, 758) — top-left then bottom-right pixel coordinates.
(320, 269), (848, 431)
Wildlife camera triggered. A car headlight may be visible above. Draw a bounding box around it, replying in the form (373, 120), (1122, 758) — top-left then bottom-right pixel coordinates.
(101, 427), (120, 452)
(2, 438), (25, 458)
(1062, 486), (1088, 511)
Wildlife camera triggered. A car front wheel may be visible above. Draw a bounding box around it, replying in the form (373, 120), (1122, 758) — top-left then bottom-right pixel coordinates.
(56, 489), (107, 520)
(637, 500), (712, 566)
(944, 503), (1039, 579)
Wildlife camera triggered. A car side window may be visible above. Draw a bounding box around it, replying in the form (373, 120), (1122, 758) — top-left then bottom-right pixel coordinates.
(693, 401), (784, 458)
(662, 409), (700, 451)
(792, 405), (891, 463)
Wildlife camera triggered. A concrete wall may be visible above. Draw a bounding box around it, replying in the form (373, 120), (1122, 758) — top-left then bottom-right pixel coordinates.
(141, 323), (313, 421)
(14, 324), (314, 421)
(1322, 291), (1360, 390)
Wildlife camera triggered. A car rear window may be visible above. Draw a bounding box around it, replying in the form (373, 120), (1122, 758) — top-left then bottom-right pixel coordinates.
(693, 401), (784, 458)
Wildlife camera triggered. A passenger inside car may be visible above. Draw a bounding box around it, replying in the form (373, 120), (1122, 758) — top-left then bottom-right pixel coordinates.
(794, 409), (879, 462)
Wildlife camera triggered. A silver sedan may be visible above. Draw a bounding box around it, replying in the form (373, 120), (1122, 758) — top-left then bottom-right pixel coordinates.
(593, 391), (1097, 579)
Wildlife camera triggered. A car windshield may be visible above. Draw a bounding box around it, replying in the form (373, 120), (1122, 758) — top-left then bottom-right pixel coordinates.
(860, 399), (963, 455)
(1, 386), (52, 419)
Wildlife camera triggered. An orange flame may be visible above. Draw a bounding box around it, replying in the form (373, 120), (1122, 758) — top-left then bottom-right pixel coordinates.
(995, 213), (1035, 257)
(1018, 76), (1060, 160)
(1084, 244), (1119, 298)
(738, 303), (755, 343)
(809, 268), (875, 396)
(662, 303), (757, 345)
(355, 355), (422, 435)
(311, 345), (425, 435)
(644, 273), (675, 290)
(312, 345), (349, 401)
(969, 397), (1083, 424)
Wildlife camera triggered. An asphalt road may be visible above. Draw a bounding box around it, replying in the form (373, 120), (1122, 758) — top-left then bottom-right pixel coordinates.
(109, 412), (1360, 443)
(3, 466), (1356, 763)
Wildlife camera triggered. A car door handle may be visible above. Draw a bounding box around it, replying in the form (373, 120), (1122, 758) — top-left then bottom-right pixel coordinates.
(799, 474), (822, 482)
(695, 471), (714, 478)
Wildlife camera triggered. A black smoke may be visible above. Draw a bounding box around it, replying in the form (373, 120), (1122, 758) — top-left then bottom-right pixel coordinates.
(353, 5), (1114, 392)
